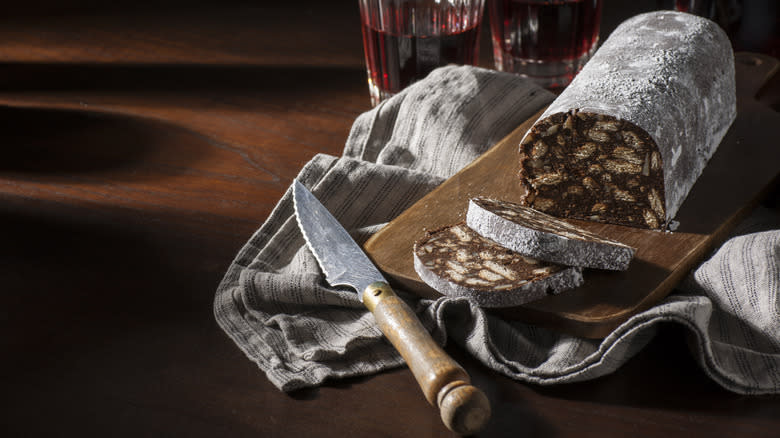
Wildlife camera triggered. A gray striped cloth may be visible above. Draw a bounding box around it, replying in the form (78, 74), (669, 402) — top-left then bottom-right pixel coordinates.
(214, 65), (780, 395)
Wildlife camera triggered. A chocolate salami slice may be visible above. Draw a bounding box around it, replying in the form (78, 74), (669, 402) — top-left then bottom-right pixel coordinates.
(518, 11), (736, 229)
(413, 223), (583, 307)
(466, 197), (635, 270)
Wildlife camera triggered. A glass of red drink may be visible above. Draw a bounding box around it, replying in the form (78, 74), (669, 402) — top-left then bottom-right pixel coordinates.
(359, 0), (485, 106)
(488, 0), (603, 91)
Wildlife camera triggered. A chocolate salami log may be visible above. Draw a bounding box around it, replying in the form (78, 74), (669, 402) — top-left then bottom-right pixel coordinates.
(518, 11), (736, 229)
(413, 223), (583, 307)
(466, 197), (635, 270)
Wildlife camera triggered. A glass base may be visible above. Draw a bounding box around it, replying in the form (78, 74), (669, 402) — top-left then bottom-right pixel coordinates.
(493, 45), (598, 91)
(366, 77), (397, 107)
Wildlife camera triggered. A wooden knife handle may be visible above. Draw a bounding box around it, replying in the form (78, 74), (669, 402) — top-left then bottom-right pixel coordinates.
(362, 282), (490, 435)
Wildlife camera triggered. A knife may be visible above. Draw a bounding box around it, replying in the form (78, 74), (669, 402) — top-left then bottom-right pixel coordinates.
(292, 180), (490, 435)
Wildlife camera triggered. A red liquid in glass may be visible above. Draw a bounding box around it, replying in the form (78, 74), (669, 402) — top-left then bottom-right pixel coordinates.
(361, 23), (481, 96)
(490, 0), (602, 64)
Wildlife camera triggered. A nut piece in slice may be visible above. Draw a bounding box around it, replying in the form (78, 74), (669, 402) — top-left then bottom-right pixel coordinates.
(413, 223), (583, 308)
(467, 197), (635, 270)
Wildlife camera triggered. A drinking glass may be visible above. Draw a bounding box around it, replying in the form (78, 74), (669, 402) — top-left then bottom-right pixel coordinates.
(359, 0), (486, 106)
(488, 0), (603, 91)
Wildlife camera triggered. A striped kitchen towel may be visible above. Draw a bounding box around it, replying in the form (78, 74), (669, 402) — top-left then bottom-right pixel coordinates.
(214, 65), (780, 395)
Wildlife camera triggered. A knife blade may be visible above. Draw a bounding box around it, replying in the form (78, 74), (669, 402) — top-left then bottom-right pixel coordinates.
(292, 180), (490, 435)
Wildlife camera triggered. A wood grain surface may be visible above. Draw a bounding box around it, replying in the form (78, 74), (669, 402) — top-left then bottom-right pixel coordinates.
(364, 52), (780, 338)
(1, 1), (778, 437)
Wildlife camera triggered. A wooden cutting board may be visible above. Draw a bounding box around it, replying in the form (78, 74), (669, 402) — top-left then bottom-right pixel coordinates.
(363, 52), (780, 339)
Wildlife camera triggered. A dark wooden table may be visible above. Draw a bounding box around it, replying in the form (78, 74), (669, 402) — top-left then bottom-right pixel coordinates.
(1, 1), (778, 437)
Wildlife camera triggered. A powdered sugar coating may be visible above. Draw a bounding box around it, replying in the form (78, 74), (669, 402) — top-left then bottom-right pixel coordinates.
(467, 197), (635, 270)
(522, 11), (736, 225)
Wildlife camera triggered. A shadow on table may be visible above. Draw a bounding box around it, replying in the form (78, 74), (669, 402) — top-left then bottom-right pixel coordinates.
(0, 62), (366, 98)
(0, 63), (371, 181)
(0, 105), (199, 176)
(0, 197), (273, 437)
